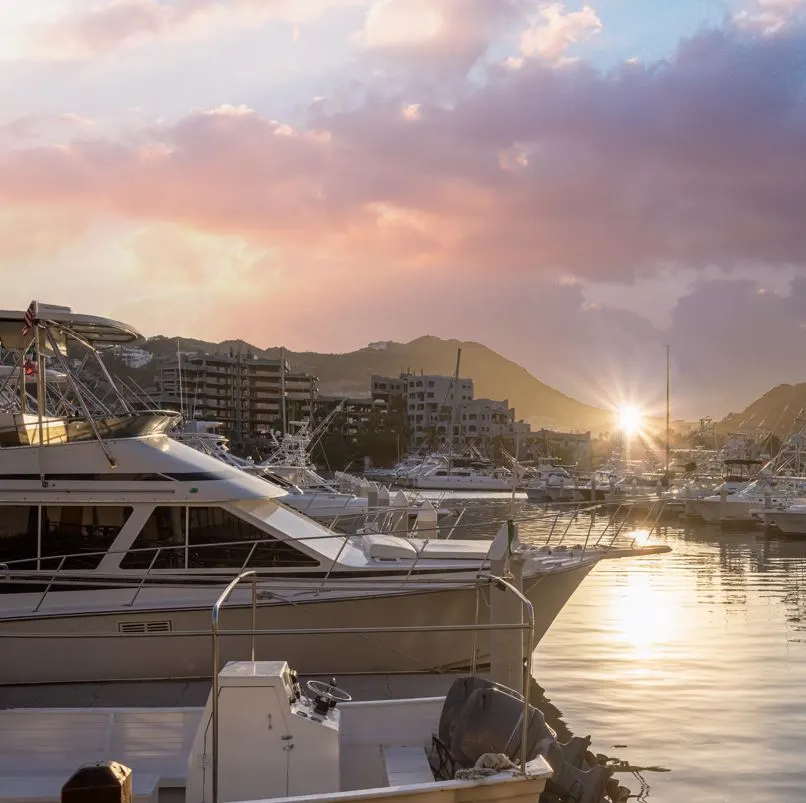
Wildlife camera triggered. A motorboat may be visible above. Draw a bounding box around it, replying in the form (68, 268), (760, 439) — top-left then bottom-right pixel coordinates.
(0, 302), (669, 685)
(0, 579), (621, 803)
(175, 421), (371, 521)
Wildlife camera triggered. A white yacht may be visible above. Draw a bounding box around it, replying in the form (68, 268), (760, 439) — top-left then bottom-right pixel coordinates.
(754, 502), (806, 535)
(0, 303), (669, 685)
(686, 476), (806, 524)
(176, 421), (370, 521)
(411, 463), (518, 491)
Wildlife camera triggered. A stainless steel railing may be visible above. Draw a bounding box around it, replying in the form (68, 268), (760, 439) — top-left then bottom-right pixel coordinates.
(0, 508), (661, 614)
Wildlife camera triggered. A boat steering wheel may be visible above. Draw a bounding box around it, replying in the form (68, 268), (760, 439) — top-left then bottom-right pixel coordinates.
(306, 679), (352, 705)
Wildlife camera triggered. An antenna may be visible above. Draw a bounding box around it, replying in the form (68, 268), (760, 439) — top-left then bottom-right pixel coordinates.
(665, 344), (670, 474)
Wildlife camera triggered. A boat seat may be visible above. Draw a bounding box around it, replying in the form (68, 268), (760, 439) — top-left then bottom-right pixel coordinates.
(0, 772), (159, 803)
(0, 708), (198, 792)
(382, 745), (435, 787)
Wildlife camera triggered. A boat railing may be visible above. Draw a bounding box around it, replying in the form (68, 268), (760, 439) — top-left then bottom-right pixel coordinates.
(0, 508), (658, 613)
(209, 570), (536, 803)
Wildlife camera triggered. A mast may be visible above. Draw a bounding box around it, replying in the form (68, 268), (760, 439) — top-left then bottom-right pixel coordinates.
(176, 340), (184, 420)
(448, 347), (461, 475)
(280, 346), (287, 438)
(665, 344), (670, 474)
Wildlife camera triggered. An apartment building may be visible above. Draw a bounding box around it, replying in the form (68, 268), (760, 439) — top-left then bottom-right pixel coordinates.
(372, 372), (474, 443)
(457, 398), (516, 439)
(157, 353), (317, 442)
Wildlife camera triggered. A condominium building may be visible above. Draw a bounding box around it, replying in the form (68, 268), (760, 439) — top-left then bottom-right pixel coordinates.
(457, 398), (516, 439)
(372, 372), (474, 443)
(156, 353), (318, 442)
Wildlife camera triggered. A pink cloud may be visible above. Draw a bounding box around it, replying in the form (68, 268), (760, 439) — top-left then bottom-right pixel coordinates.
(357, 0), (532, 77)
(519, 2), (602, 62)
(27, 0), (364, 57)
(0, 25), (805, 282)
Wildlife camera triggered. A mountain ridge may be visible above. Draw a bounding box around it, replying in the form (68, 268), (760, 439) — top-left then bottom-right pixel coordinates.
(140, 334), (611, 431)
(717, 383), (806, 437)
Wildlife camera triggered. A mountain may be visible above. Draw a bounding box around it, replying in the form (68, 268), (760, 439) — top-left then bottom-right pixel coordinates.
(717, 384), (806, 437)
(136, 335), (611, 432)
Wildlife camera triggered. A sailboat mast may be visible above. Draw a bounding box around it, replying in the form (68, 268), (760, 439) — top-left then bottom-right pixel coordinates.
(280, 346), (287, 437)
(665, 344), (670, 474)
(448, 347), (461, 475)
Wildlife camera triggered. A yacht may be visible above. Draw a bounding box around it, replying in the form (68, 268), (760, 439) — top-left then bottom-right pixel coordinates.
(0, 303), (669, 685)
(411, 462), (518, 491)
(176, 421), (370, 521)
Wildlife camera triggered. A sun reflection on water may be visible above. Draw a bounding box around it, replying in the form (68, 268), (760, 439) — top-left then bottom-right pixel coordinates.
(608, 570), (678, 661)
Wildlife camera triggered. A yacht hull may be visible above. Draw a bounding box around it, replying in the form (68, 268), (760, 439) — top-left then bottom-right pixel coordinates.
(760, 511), (806, 536)
(0, 564), (593, 684)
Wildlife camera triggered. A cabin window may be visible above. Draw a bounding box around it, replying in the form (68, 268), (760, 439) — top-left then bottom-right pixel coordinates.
(0, 505), (132, 570)
(40, 506), (133, 570)
(0, 506), (38, 569)
(188, 507), (318, 569)
(121, 506), (186, 569)
(120, 505), (318, 570)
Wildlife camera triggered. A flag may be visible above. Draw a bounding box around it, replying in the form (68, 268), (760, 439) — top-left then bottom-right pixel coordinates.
(23, 359), (36, 377)
(21, 301), (37, 336)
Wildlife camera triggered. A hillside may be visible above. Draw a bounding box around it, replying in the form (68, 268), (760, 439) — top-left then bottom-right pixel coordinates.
(718, 384), (806, 437)
(137, 335), (611, 432)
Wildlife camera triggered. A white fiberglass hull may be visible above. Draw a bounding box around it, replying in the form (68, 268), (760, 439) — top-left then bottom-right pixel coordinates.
(761, 510), (806, 535)
(0, 564), (593, 684)
(688, 494), (796, 524)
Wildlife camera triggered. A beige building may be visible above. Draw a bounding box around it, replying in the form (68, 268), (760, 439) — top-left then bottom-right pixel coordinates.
(157, 353), (317, 442)
(371, 373), (527, 446)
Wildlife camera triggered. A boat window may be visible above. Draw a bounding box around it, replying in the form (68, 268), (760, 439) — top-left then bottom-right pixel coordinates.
(121, 506), (186, 569)
(120, 505), (319, 569)
(0, 506), (38, 569)
(41, 506), (133, 569)
(0, 505), (132, 570)
(188, 507), (319, 569)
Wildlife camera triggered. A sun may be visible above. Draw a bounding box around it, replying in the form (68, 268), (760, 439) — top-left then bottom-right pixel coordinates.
(618, 404), (643, 435)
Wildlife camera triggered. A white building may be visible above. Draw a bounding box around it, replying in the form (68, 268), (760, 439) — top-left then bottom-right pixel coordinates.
(457, 398), (515, 439)
(371, 373), (528, 445)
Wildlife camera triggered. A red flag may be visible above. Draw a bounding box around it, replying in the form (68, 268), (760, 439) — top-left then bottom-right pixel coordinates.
(21, 301), (37, 336)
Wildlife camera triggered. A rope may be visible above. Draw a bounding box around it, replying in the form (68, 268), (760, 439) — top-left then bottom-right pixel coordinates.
(454, 753), (518, 779)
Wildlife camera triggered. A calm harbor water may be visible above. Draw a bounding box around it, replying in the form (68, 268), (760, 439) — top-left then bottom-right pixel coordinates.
(524, 513), (806, 802)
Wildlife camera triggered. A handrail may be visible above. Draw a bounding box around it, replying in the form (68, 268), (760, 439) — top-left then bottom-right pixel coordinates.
(211, 570), (258, 803)
(33, 554), (67, 613)
(476, 572), (535, 775)
(206, 571), (535, 802)
(127, 547), (161, 607)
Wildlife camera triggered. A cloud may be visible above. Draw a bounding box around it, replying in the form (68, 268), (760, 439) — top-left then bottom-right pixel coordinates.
(735, 0), (806, 34)
(519, 2), (602, 62)
(23, 0), (365, 58)
(357, 0), (531, 77)
(0, 113), (95, 143)
(1, 24), (806, 288)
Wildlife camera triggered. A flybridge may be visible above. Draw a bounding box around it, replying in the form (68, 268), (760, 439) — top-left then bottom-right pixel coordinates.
(0, 301), (179, 457)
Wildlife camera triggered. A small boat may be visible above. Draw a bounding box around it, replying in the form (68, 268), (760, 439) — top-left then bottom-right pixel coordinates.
(0, 576), (617, 803)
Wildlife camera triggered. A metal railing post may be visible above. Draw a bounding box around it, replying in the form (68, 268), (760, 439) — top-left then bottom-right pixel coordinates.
(478, 573), (534, 775)
(212, 570), (257, 803)
(33, 555), (67, 613)
(128, 548), (161, 608)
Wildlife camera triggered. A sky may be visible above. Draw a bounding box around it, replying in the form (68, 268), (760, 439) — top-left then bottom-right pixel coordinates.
(2, 0), (806, 421)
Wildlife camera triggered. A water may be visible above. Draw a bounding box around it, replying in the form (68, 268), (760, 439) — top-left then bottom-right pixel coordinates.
(524, 516), (806, 802)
